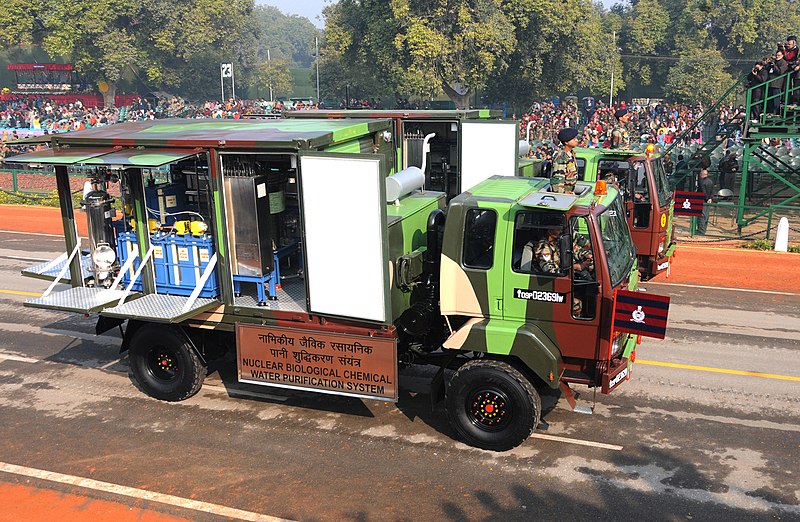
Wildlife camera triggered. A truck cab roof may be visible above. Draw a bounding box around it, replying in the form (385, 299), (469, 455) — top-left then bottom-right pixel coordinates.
(454, 176), (618, 214)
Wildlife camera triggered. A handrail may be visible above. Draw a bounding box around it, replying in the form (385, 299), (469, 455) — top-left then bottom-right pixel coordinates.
(663, 73), (749, 156)
(42, 244), (81, 297)
(744, 69), (799, 122)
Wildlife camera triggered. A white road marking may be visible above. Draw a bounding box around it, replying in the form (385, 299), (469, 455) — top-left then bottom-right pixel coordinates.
(644, 281), (800, 296)
(532, 433), (623, 451)
(0, 353), (39, 364)
(0, 230), (63, 237)
(0, 461), (294, 522)
(99, 357), (124, 370)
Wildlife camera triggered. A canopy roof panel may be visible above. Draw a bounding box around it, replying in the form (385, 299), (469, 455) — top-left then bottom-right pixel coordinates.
(47, 118), (392, 149)
(83, 148), (202, 167)
(285, 109), (500, 120)
(2, 147), (115, 165)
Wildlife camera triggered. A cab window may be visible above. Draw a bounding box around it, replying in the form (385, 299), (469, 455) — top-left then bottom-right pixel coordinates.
(597, 159), (630, 193)
(570, 216), (597, 320)
(631, 161), (651, 228)
(511, 211), (566, 276)
(462, 208), (496, 269)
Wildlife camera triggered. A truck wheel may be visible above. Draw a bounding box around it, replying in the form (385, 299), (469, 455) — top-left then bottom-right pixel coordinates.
(128, 325), (205, 402)
(446, 360), (541, 451)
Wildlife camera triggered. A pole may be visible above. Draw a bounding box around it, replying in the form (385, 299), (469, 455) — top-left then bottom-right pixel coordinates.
(609, 31), (615, 108)
(315, 36), (320, 105)
(268, 49), (273, 102)
(220, 65), (224, 103)
(231, 64), (236, 101)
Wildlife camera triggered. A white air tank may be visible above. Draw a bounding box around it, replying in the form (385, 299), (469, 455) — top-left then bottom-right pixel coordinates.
(385, 166), (425, 202)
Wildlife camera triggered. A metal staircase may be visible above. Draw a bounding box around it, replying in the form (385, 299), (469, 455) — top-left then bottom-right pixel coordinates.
(664, 74), (749, 190)
(737, 70), (800, 227)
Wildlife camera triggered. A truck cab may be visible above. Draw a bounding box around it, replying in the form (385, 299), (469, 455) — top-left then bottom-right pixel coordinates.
(573, 146), (676, 278)
(397, 176), (641, 449)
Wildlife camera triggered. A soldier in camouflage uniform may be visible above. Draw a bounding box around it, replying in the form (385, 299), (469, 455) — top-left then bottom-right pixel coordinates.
(573, 233), (594, 275)
(610, 108), (631, 150)
(535, 228), (589, 316)
(550, 127), (579, 193)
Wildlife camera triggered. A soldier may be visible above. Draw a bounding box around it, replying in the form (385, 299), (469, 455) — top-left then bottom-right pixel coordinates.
(572, 233), (594, 275)
(535, 228), (562, 274)
(535, 228), (590, 316)
(610, 108), (631, 149)
(550, 127), (579, 193)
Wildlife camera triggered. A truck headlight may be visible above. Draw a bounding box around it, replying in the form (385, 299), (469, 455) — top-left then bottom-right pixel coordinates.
(611, 333), (625, 357)
(658, 240), (665, 254)
(93, 244), (116, 270)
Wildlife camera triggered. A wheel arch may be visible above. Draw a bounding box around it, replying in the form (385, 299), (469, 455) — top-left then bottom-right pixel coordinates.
(443, 317), (562, 389)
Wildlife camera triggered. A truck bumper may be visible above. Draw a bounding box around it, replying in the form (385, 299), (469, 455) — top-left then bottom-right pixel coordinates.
(649, 241), (676, 276)
(601, 357), (631, 394)
(601, 334), (637, 394)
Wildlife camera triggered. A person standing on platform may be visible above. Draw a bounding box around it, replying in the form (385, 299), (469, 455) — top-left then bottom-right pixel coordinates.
(697, 169), (714, 234)
(550, 127), (579, 193)
(610, 108), (631, 149)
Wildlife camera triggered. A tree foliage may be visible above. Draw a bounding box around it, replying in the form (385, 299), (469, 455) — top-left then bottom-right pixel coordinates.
(0, 0), (256, 103)
(255, 58), (293, 99)
(252, 6), (318, 67)
(323, 0), (516, 108)
(664, 49), (735, 104)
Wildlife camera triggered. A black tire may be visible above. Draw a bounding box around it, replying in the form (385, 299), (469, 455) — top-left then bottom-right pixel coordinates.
(446, 359), (541, 451)
(128, 324), (205, 402)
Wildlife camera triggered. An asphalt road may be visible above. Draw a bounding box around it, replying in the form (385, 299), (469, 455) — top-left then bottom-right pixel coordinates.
(0, 231), (798, 521)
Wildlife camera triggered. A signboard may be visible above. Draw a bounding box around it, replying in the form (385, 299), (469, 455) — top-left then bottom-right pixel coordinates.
(673, 191), (705, 216)
(612, 289), (670, 340)
(237, 324), (398, 401)
(220, 63), (233, 78)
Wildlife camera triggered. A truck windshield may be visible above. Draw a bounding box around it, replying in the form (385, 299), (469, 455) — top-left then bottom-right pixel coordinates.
(652, 158), (673, 207)
(599, 196), (636, 285)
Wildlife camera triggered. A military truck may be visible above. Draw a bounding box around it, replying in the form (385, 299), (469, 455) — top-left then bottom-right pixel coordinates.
(285, 109), (520, 200)
(520, 145), (676, 279)
(8, 118), (646, 451)
(573, 146), (676, 279)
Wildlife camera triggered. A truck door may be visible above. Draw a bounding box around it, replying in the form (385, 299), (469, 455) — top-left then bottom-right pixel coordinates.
(461, 121), (518, 192)
(298, 152), (391, 324)
(502, 207), (600, 355)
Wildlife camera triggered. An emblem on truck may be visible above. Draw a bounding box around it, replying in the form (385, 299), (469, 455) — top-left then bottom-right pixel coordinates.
(631, 306), (646, 324)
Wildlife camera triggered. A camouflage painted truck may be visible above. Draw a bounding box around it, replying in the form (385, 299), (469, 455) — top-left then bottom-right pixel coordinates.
(8, 118), (647, 451)
(285, 109), (521, 200)
(573, 146), (676, 279)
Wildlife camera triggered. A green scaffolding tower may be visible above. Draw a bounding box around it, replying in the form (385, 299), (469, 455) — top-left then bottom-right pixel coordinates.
(664, 69), (800, 234)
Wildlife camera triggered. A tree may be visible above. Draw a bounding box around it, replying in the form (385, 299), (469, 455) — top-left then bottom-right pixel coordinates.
(255, 58), (293, 100)
(1, 0), (257, 105)
(484, 0), (621, 112)
(664, 49), (735, 104)
(662, 0), (800, 60)
(323, 0), (516, 108)
(620, 0), (670, 87)
(252, 6), (317, 67)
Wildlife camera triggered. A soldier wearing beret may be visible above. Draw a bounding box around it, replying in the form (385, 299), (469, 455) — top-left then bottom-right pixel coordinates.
(550, 127), (579, 193)
(610, 108), (631, 149)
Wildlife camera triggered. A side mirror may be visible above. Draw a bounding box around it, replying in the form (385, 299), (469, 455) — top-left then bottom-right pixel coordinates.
(558, 233), (572, 274)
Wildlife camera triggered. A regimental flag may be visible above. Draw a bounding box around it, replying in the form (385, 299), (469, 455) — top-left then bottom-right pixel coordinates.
(673, 191), (705, 216)
(613, 289), (670, 339)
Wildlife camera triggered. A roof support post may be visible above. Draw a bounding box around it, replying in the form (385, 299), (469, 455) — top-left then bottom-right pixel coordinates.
(55, 165), (83, 288)
(124, 167), (156, 294)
